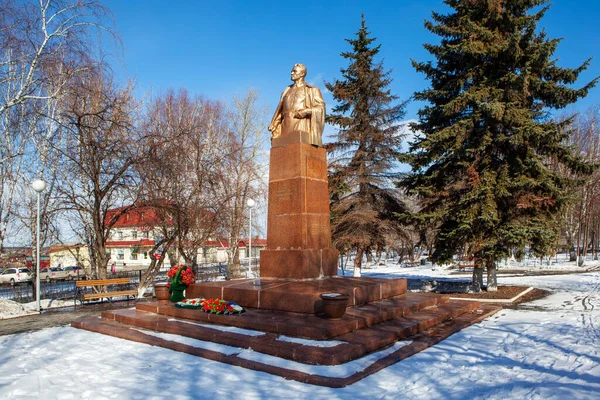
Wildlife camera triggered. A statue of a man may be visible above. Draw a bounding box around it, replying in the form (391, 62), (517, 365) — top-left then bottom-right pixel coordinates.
(268, 64), (325, 146)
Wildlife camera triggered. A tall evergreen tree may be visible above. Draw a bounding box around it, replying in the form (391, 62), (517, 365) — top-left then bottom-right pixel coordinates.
(326, 15), (408, 276)
(403, 0), (597, 290)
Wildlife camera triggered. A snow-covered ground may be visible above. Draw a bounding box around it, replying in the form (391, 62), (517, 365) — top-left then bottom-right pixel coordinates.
(0, 298), (77, 320)
(0, 259), (598, 399)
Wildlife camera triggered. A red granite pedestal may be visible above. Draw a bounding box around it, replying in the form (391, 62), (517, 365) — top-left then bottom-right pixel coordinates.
(259, 140), (338, 279)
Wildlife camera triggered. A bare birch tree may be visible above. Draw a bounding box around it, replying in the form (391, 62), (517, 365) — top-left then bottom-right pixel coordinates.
(561, 107), (600, 265)
(216, 90), (268, 278)
(0, 0), (114, 116)
(0, 0), (116, 266)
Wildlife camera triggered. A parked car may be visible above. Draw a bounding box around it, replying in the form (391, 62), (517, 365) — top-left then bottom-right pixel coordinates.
(0, 267), (32, 285)
(63, 266), (86, 280)
(39, 267), (69, 282)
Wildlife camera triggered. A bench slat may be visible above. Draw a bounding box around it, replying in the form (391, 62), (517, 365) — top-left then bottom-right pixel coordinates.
(83, 290), (137, 300)
(76, 278), (130, 287)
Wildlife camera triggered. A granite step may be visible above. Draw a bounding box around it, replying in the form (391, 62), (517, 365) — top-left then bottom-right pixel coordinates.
(82, 297), (480, 365)
(133, 292), (449, 340)
(72, 302), (501, 388)
(100, 301), (474, 365)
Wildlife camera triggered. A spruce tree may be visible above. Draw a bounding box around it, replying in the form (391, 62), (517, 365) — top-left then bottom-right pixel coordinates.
(404, 0), (597, 290)
(326, 15), (408, 276)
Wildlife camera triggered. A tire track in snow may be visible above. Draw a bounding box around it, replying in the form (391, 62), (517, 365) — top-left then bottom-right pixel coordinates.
(579, 274), (600, 341)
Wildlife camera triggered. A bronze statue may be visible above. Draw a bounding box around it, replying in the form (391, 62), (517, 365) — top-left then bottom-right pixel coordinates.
(268, 64), (325, 146)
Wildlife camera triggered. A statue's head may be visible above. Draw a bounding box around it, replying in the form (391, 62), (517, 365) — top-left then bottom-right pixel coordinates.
(291, 63), (307, 81)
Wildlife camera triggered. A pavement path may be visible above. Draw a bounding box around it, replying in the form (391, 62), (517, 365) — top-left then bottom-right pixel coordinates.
(0, 301), (136, 336)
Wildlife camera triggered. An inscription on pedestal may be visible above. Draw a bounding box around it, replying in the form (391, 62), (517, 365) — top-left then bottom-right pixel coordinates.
(306, 156), (326, 180)
(308, 222), (328, 237)
(275, 182), (293, 202)
(307, 217), (331, 248)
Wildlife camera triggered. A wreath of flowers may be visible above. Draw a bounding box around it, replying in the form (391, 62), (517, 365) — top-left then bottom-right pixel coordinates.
(201, 298), (245, 315)
(174, 297), (245, 314)
(174, 298), (204, 309)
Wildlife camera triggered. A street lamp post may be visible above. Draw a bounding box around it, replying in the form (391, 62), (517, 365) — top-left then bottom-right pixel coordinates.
(31, 179), (46, 313)
(246, 198), (255, 276)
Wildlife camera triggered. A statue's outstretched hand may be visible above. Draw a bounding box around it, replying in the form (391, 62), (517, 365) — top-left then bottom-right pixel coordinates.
(294, 109), (311, 119)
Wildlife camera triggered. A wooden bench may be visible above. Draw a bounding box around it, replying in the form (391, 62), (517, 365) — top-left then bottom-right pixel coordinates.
(455, 263), (474, 272)
(75, 277), (137, 305)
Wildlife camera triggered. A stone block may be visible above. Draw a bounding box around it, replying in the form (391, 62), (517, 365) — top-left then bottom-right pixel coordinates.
(266, 213), (333, 250)
(268, 179), (302, 214)
(266, 214), (304, 249)
(305, 179), (330, 214)
(269, 142), (328, 182)
(260, 248), (338, 280)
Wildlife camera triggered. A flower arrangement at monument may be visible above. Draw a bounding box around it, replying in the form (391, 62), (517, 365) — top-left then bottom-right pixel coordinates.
(174, 298), (204, 309)
(166, 265), (196, 302)
(201, 298), (245, 314)
(173, 297), (245, 314)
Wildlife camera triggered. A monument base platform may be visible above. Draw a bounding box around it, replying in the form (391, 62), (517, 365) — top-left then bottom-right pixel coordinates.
(72, 293), (500, 387)
(185, 276), (407, 314)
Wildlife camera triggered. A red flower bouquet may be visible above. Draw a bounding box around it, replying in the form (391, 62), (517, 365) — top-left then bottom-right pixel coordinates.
(166, 265), (196, 302)
(200, 298), (244, 315)
(167, 265), (196, 288)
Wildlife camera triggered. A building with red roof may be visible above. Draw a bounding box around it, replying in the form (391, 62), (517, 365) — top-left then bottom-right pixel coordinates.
(104, 204), (265, 269)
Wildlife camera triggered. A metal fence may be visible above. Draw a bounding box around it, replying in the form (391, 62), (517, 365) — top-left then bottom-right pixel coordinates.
(0, 280), (75, 303)
(0, 261), (261, 303)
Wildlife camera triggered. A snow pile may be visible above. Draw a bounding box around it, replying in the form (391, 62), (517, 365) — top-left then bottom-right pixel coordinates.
(0, 299), (27, 319)
(0, 298), (77, 319)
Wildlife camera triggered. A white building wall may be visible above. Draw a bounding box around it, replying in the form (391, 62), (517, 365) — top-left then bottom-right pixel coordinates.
(107, 226), (231, 268)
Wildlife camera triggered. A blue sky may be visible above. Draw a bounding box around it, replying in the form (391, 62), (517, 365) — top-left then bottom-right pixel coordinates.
(103, 0), (599, 123)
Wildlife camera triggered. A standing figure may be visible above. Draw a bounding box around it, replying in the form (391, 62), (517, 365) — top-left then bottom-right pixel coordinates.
(268, 63), (325, 146)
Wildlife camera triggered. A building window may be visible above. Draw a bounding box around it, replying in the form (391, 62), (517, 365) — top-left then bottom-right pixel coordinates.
(142, 231), (149, 239)
(132, 231), (137, 239)
(117, 250), (124, 260)
(131, 249), (138, 260)
(117, 231), (123, 240)
(143, 251), (148, 259)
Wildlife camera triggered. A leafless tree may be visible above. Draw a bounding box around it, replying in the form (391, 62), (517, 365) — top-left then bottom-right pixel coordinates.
(0, 0), (116, 273)
(135, 89), (230, 295)
(561, 107), (600, 265)
(52, 68), (142, 279)
(215, 90), (268, 278)
(0, 0), (115, 116)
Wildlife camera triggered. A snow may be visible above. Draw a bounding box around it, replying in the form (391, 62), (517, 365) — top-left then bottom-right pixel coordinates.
(0, 258), (599, 399)
(276, 335), (346, 347)
(0, 298), (76, 319)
